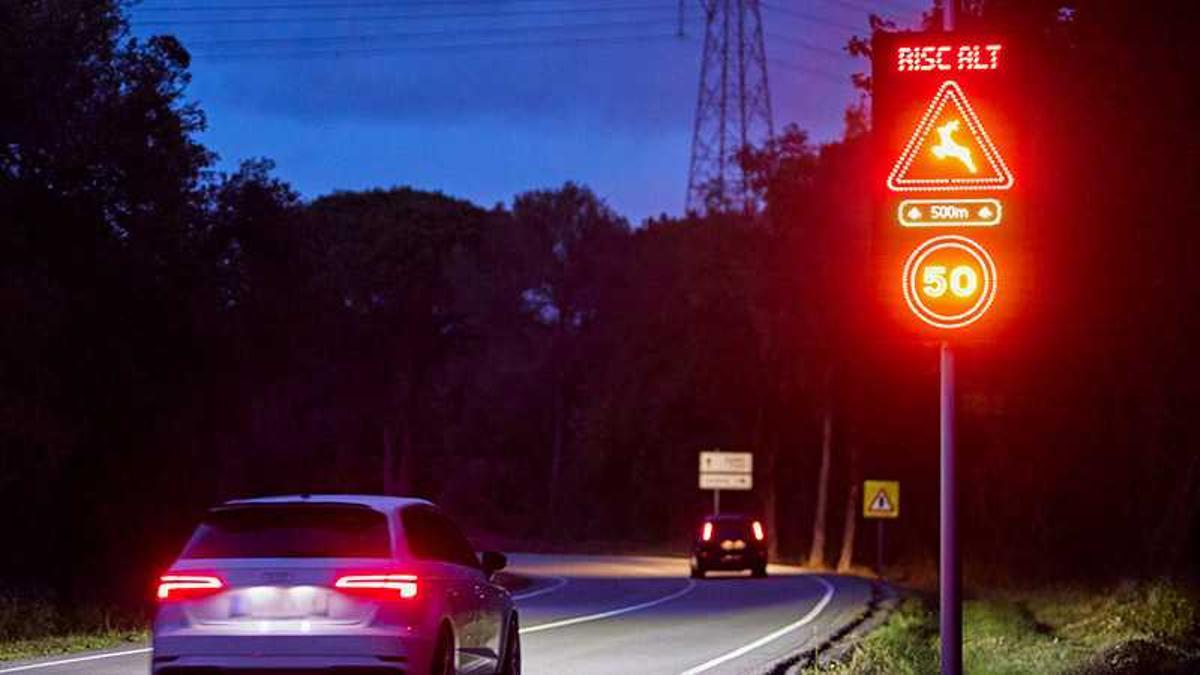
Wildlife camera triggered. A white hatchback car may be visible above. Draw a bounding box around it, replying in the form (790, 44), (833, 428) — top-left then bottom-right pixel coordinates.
(152, 495), (519, 675)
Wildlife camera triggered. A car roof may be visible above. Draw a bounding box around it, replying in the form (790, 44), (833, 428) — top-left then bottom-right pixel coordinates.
(706, 513), (756, 521)
(222, 494), (434, 512)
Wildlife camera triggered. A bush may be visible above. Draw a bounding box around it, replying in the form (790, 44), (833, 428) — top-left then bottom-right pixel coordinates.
(0, 592), (59, 641)
(0, 589), (144, 642)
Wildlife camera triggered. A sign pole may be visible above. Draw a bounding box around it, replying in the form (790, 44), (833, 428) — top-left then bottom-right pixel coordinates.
(713, 447), (720, 515)
(940, 341), (961, 675)
(872, 4), (1013, 670)
(938, 6), (962, 673)
(877, 520), (885, 578)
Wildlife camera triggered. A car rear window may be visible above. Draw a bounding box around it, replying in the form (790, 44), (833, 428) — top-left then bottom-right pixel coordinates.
(181, 504), (391, 559)
(713, 521), (751, 540)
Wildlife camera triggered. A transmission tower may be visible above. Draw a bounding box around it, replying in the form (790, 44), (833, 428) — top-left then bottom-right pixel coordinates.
(685, 0), (774, 214)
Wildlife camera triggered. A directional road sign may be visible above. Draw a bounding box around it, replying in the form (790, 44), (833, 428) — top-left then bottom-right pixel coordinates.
(700, 473), (753, 490)
(699, 451), (752, 474)
(699, 451), (752, 492)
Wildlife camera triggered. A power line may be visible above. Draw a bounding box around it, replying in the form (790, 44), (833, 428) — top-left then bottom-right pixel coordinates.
(188, 31), (679, 60)
(678, 29), (849, 85)
(133, 3), (676, 27)
(814, 0), (923, 17)
(767, 58), (848, 84)
(764, 31), (846, 59)
(180, 17), (679, 48)
(758, 2), (860, 32)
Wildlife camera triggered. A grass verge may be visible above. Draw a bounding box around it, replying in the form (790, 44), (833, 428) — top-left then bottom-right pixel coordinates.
(0, 631), (148, 662)
(0, 592), (148, 663)
(808, 580), (1199, 674)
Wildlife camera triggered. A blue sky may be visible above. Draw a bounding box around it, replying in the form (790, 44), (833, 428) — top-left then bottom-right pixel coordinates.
(131, 0), (926, 220)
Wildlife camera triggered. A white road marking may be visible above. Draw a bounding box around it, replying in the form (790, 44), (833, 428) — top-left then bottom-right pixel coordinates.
(0, 648), (150, 673)
(520, 578), (697, 634)
(677, 575), (836, 675)
(512, 575), (569, 601)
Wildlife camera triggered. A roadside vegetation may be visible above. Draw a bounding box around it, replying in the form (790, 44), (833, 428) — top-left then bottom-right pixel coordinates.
(0, 593), (146, 662)
(810, 581), (1200, 674)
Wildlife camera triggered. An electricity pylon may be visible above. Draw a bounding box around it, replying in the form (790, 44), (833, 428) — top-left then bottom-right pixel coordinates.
(685, 0), (774, 214)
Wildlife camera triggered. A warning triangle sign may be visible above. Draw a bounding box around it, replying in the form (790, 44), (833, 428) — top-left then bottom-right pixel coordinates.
(869, 489), (894, 513)
(888, 80), (1014, 192)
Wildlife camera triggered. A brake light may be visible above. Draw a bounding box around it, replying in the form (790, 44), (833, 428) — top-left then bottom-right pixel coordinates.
(752, 520), (765, 541)
(701, 522), (713, 541)
(157, 574), (223, 601)
(335, 574), (418, 600)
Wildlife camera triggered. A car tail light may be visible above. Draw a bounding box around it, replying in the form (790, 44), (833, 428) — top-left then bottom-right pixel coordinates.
(335, 574), (419, 600)
(701, 522), (713, 541)
(752, 520), (765, 541)
(157, 574), (223, 601)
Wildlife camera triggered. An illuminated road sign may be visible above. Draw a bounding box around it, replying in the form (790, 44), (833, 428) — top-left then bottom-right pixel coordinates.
(888, 81), (1013, 192)
(873, 32), (1020, 335)
(903, 235), (997, 329)
(898, 198), (1001, 227)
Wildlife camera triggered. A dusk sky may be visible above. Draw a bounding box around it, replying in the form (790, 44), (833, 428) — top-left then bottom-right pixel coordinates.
(131, 0), (927, 221)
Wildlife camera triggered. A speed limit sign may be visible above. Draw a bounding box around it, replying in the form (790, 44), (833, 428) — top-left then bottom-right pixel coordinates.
(902, 235), (997, 329)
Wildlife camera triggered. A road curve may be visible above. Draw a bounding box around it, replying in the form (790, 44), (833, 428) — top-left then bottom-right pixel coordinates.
(0, 554), (874, 675)
(508, 555), (870, 675)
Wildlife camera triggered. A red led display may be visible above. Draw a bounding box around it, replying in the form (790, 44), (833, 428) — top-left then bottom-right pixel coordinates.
(896, 44), (1002, 72)
(887, 80), (1013, 192)
(872, 32), (1021, 337)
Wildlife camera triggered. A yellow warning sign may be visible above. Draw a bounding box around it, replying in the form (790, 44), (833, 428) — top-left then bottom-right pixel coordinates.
(863, 480), (900, 519)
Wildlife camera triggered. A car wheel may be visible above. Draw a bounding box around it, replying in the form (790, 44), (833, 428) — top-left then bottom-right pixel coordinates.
(431, 624), (455, 675)
(752, 564), (768, 578)
(690, 566), (706, 579)
(498, 614), (521, 675)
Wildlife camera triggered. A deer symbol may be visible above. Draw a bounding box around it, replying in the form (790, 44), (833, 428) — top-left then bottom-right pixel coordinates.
(930, 120), (977, 174)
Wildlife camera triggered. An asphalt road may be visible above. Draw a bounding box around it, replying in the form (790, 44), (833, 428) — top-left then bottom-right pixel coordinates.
(0, 554), (875, 675)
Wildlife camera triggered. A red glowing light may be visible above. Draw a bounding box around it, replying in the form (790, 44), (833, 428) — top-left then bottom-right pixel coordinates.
(751, 521), (765, 541)
(896, 44), (1001, 72)
(874, 31), (1019, 336)
(701, 522), (713, 541)
(156, 574), (223, 601)
(902, 235), (997, 329)
(335, 573), (419, 600)
(888, 80), (1013, 192)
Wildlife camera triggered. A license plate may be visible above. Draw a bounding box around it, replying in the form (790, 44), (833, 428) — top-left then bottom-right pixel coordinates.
(231, 587), (330, 619)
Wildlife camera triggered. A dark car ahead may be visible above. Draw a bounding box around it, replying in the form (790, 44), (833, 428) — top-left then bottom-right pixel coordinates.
(689, 514), (768, 579)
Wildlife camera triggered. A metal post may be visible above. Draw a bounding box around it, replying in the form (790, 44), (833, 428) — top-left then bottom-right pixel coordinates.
(877, 520), (885, 578)
(713, 488), (721, 516)
(938, 4), (962, 670)
(940, 341), (961, 675)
